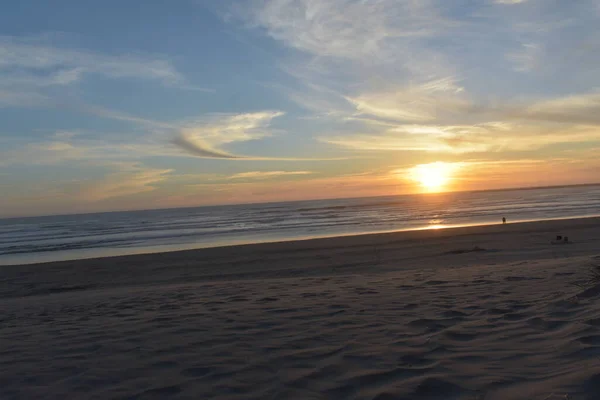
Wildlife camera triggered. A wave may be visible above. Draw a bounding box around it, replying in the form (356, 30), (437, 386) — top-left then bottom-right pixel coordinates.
(1, 185), (599, 260)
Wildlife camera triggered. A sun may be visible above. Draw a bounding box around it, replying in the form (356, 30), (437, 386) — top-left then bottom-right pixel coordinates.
(409, 162), (457, 192)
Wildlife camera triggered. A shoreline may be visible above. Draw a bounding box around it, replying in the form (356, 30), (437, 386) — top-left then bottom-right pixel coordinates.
(1, 216), (599, 301)
(4, 214), (600, 268)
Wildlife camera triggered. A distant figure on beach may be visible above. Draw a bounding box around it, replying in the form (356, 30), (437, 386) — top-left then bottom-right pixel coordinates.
(502, 217), (506, 224)
(552, 235), (571, 244)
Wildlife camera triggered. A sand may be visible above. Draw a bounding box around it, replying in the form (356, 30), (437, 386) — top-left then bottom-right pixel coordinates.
(1, 217), (600, 399)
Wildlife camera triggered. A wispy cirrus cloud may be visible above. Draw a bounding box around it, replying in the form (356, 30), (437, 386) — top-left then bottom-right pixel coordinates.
(229, 0), (600, 161)
(181, 170), (402, 205)
(79, 163), (173, 202)
(0, 139), (88, 166)
(174, 170), (314, 183)
(171, 135), (240, 159)
(227, 0), (472, 157)
(321, 119), (600, 154)
(346, 78), (468, 123)
(200, 0), (600, 163)
(1, 109), (286, 163)
(229, 0), (460, 112)
(521, 92), (600, 126)
(227, 170), (312, 179)
(56, 107), (293, 161)
(321, 124), (493, 154)
(243, 0), (451, 60)
(171, 111), (284, 159)
(0, 36), (181, 84)
(0, 161), (174, 216)
(0, 107), (346, 165)
(28, 87), (600, 165)
(0, 35), (212, 106)
(507, 43), (540, 72)
(495, 0), (528, 4)
(0, 89), (50, 107)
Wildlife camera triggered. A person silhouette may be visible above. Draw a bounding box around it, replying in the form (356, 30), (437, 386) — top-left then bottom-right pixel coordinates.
(502, 217), (506, 224)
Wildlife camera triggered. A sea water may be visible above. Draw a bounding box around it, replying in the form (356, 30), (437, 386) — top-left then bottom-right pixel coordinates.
(1, 185), (599, 265)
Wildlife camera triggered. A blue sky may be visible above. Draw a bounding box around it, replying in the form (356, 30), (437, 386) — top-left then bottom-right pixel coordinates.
(1, 0), (600, 217)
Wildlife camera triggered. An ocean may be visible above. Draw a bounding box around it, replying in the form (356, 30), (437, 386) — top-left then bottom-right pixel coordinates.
(1, 184), (599, 265)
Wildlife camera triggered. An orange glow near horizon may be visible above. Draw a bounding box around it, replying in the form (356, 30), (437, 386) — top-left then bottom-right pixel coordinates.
(409, 162), (460, 193)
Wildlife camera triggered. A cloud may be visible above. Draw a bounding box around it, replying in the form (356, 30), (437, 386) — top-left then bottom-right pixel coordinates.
(0, 162), (174, 217)
(453, 158), (600, 188)
(70, 107), (349, 161)
(0, 139), (88, 166)
(234, 0), (600, 124)
(495, 0), (528, 4)
(507, 43), (540, 72)
(6, 110), (287, 163)
(177, 170), (313, 185)
(521, 92), (600, 125)
(52, 130), (80, 140)
(79, 164), (173, 202)
(0, 68), (85, 88)
(321, 123), (501, 153)
(171, 111), (284, 158)
(0, 89), (49, 107)
(171, 134), (240, 159)
(181, 171), (403, 205)
(346, 78), (468, 123)
(79, 104), (174, 128)
(269, 80), (353, 117)
(232, 0), (459, 108)
(0, 35), (212, 107)
(227, 170), (312, 179)
(0, 36), (182, 84)
(227, 0), (475, 158)
(0, 108), (345, 168)
(242, 0), (451, 60)
(0, 134), (181, 167)
(321, 120), (600, 154)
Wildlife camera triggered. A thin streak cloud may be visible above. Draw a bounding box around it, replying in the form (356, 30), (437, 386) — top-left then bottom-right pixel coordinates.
(0, 36), (182, 84)
(0, 35), (213, 105)
(495, 0), (528, 4)
(171, 133), (241, 159)
(171, 111), (284, 159)
(228, 171), (312, 179)
(242, 0), (452, 59)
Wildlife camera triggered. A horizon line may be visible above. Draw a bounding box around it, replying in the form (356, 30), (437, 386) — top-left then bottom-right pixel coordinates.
(2, 181), (599, 221)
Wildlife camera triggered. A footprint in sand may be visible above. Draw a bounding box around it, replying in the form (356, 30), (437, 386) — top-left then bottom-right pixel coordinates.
(256, 296), (279, 303)
(425, 280), (450, 286)
(443, 330), (478, 342)
(504, 276), (542, 282)
(181, 366), (211, 377)
(577, 335), (600, 346)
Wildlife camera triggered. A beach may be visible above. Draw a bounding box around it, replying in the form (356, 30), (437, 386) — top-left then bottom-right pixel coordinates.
(2, 217), (600, 399)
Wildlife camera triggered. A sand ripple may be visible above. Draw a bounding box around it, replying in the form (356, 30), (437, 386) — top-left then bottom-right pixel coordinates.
(1, 255), (600, 399)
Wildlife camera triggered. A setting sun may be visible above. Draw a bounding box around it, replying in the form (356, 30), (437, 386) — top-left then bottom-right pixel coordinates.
(410, 162), (459, 192)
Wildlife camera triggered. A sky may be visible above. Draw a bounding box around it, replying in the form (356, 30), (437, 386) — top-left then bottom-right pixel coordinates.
(1, 0), (600, 218)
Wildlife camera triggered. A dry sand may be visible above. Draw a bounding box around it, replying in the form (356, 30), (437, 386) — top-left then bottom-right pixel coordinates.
(1, 217), (600, 399)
